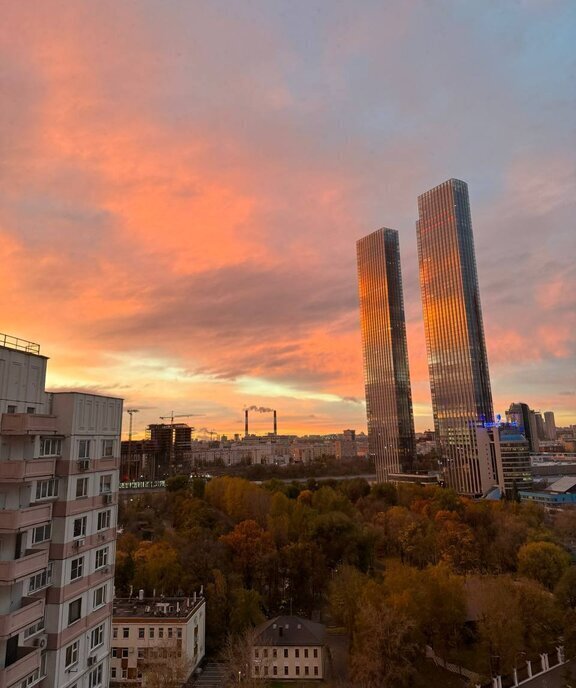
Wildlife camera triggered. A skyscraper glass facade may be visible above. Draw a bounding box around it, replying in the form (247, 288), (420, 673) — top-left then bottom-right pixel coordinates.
(357, 228), (416, 482)
(417, 179), (494, 495)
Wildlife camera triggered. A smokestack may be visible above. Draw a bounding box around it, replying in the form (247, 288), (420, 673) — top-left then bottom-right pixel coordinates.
(245, 409), (249, 438)
(273, 410), (277, 436)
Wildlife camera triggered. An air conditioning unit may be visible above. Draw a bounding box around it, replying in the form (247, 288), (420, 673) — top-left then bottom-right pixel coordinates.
(103, 493), (112, 504)
(77, 459), (90, 472)
(33, 634), (48, 649)
(73, 538), (85, 549)
(98, 533), (106, 542)
(87, 656), (97, 666)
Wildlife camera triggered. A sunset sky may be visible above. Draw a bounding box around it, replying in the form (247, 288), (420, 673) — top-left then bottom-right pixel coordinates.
(1, 1), (575, 439)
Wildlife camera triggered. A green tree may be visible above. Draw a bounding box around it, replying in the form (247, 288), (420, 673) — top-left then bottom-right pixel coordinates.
(517, 541), (571, 589)
(165, 474), (190, 492)
(229, 588), (265, 633)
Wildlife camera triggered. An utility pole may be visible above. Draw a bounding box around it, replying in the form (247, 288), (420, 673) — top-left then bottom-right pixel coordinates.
(125, 409), (140, 481)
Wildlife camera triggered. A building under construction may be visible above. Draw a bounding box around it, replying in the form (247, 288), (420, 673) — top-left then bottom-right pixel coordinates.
(121, 422), (193, 480)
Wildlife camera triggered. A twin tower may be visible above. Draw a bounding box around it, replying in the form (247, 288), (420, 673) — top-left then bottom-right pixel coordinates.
(357, 178), (494, 496)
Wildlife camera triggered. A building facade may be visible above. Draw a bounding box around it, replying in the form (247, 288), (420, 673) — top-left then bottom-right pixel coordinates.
(0, 333), (121, 688)
(417, 179), (494, 496)
(544, 412), (557, 441)
(110, 596), (205, 687)
(357, 228), (416, 482)
(251, 616), (326, 681)
(475, 423), (532, 496)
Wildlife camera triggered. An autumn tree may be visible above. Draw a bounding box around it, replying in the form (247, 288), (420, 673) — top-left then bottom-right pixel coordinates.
(517, 541), (571, 589)
(350, 581), (418, 688)
(328, 565), (369, 634)
(220, 519), (275, 589)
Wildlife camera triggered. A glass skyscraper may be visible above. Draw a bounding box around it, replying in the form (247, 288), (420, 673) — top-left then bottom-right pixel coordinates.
(417, 179), (494, 495)
(357, 228), (416, 482)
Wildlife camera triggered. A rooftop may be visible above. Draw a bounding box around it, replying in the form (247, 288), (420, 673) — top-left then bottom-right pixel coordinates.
(113, 596), (204, 621)
(546, 476), (576, 493)
(253, 615), (325, 647)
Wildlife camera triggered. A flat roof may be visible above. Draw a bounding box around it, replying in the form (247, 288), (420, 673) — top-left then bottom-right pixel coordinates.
(113, 596), (204, 621)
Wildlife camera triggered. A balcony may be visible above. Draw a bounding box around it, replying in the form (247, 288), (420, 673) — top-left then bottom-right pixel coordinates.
(0, 549), (49, 585)
(0, 414), (58, 436)
(0, 596), (44, 638)
(0, 458), (55, 483)
(0, 504), (52, 532)
(0, 646), (40, 688)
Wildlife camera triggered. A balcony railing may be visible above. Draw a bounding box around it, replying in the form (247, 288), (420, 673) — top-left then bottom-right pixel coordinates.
(0, 414), (58, 436)
(0, 596), (44, 638)
(0, 646), (40, 688)
(0, 504), (52, 532)
(0, 549), (49, 585)
(0, 458), (56, 482)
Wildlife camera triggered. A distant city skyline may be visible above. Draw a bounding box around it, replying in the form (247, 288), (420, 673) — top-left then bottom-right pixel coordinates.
(1, 1), (574, 437)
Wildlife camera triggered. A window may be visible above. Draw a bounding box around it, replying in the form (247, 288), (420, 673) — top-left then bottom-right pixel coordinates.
(68, 598), (82, 625)
(28, 564), (52, 593)
(313, 648), (318, 658)
(264, 667), (269, 676)
(35, 479), (58, 500)
(305, 666), (310, 676)
(122, 648), (129, 658)
(90, 624), (104, 649)
(113, 627), (118, 639)
(158, 627), (164, 639)
(272, 649), (277, 658)
(95, 547), (108, 569)
(78, 440), (91, 459)
(168, 627), (173, 639)
(295, 649), (300, 658)
(93, 585), (106, 609)
(149, 627), (155, 639)
(32, 523), (51, 544)
(111, 669), (117, 679)
(73, 516), (86, 539)
(296, 666), (300, 676)
(99, 474), (112, 493)
(314, 666), (319, 676)
(138, 628), (145, 639)
(97, 510), (111, 531)
(27, 407), (35, 414)
(138, 649), (145, 659)
(40, 438), (62, 456)
(23, 618), (45, 639)
(255, 666), (260, 676)
(255, 649), (259, 659)
(273, 666), (278, 676)
(70, 557), (84, 581)
(65, 640), (79, 669)
(102, 440), (114, 457)
(283, 649), (288, 658)
(88, 664), (103, 688)
(284, 666), (288, 676)
(75, 477), (89, 498)
(304, 649), (309, 659)
(7, 405), (16, 413)
(122, 627), (129, 639)
(177, 628), (182, 639)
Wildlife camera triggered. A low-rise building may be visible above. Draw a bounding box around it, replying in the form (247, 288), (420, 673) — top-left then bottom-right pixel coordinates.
(251, 615), (326, 681)
(110, 595), (205, 687)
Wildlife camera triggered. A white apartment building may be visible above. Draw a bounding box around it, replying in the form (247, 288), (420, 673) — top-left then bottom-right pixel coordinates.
(110, 595), (205, 686)
(0, 333), (122, 688)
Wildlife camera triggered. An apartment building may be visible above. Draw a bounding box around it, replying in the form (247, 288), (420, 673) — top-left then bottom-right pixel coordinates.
(110, 595), (205, 686)
(0, 333), (122, 688)
(251, 616), (326, 681)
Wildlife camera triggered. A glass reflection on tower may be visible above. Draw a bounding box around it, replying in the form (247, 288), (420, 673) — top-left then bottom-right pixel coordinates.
(417, 179), (494, 495)
(357, 228), (416, 482)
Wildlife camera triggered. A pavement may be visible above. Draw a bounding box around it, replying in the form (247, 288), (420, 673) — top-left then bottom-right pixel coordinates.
(188, 661), (227, 688)
(515, 658), (576, 688)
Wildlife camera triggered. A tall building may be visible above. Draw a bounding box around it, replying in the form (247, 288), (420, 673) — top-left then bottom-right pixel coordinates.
(544, 411), (557, 441)
(506, 402), (538, 452)
(357, 228), (416, 482)
(476, 423), (532, 497)
(0, 333), (121, 688)
(417, 179), (494, 496)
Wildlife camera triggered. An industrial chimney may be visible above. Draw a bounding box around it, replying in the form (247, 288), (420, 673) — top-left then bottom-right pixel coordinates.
(245, 409), (249, 438)
(273, 410), (277, 436)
